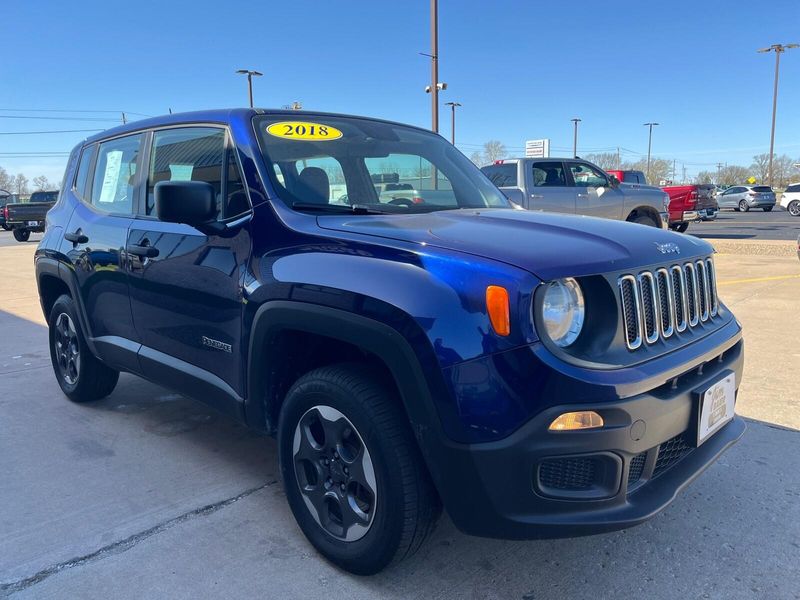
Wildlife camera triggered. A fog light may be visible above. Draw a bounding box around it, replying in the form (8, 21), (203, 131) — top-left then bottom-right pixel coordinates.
(548, 411), (604, 431)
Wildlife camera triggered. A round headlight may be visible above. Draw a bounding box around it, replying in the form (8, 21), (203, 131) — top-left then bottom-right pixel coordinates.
(541, 278), (585, 347)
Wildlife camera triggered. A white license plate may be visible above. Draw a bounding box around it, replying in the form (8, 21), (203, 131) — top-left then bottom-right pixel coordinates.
(27, 221), (39, 227)
(697, 373), (736, 446)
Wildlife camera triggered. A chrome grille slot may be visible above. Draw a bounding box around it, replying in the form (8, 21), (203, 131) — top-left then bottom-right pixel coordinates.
(696, 260), (709, 322)
(618, 256), (718, 351)
(656, 268), (674, 338)
(637, 272), (659, 344)
(619, 275), (642, 350)
(685, 262), (699, 327)
(706, 258), (718, 316)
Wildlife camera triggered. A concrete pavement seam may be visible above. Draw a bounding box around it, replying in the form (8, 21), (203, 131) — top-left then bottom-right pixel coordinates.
(0, 480), (279, 596)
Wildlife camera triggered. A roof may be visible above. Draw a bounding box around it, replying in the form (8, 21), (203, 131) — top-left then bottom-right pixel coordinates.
(84, 108), (436, 144)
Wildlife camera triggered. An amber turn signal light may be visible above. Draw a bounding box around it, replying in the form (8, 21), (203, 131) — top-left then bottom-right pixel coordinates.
(548, 411), (604, 431)
(486, 285), (510, 336)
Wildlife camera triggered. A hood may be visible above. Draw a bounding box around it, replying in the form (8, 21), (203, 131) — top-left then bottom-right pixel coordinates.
(317, 209), (713, 281)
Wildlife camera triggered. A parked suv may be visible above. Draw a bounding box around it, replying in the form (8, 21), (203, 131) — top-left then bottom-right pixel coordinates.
(779, 183), (800, 216)
(717, 185), (776, 212)
(482, 158), (669, 227)
(36, 109), (745, 574)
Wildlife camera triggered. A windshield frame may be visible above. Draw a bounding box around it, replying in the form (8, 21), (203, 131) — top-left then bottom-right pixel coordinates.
(252, 113), (511, 215)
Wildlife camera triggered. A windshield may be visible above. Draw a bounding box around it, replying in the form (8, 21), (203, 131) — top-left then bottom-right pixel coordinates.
(255, 115), (510, 214)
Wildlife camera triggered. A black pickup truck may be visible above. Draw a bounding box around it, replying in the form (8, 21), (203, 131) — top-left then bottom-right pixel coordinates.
(4, 190), (58, 241)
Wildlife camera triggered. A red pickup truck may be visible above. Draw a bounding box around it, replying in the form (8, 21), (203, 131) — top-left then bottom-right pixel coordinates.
(606, 171), (717, 233)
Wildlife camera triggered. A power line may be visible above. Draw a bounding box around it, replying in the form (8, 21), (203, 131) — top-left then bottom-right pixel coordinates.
(0, 115), (121, 122)
(0, 128), (103, 135)
(0, 108), (154, 117)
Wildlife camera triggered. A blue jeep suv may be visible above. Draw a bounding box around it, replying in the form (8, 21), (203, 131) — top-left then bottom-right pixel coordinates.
(36, 109), (745, 574)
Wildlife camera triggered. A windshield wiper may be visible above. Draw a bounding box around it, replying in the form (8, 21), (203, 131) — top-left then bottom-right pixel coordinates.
(292, 202), (389, 215)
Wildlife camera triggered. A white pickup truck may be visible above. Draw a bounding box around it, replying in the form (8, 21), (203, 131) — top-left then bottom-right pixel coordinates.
(481, 157), (669, 228)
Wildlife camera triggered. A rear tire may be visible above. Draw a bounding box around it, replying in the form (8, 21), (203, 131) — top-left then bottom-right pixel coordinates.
(48, 295), (119, 402)
(1, 223), (10, 231)
(673, 222), (689, 233)
(738, 200), (749, 212)
(632, 214), (659, 228)
(278, 363), (440, 575)
(788, 201), (800, 217)
(13, 228), (30, 242)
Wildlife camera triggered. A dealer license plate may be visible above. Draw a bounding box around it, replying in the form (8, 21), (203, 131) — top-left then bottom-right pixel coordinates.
(696, 373), (735, 446)
(27, 221), (39, 227)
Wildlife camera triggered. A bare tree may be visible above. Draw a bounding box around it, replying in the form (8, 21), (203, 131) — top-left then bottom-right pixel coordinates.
(13, 174), (29, 195)
(695, 171), (714, 184)
(482, 140), (507, 164)
(584, 152), (618, 170)
(622, 158), (671, 185)
(32, 175), (51, 191)
(0, 166), (13, 192)
(718, 165), (750, 186)
(469, 151), (483, 166)
(750, 153), (770, 183)
(772, 154), (795, 188)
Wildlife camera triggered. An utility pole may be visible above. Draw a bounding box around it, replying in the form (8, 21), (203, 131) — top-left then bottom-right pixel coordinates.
(430, 0), (439, 133)
(682, 164), (687, 184)
(570, 118), (581, 158)
(757, 44), (798, 187)
(643, 122), (659, 181)
(236, 69), (263, 108)
(616, 147), (621, 169)
(121, 112), (127, 125)
(716, 162), (724, 184)
(444, 101), (461, 145)
(672, 159), (676, 184)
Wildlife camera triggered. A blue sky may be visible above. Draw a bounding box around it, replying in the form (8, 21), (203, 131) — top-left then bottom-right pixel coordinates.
(3, 0), (799, 185)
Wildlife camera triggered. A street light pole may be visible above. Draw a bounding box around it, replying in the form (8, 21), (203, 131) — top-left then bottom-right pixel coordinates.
(445, 102), (461, 144)
(757, 43), (798, 188)
(643, 122), (659, 182)
(236, 69), (263, 108)
(570, 118), (581, 158)
(430, 0), (439, 133)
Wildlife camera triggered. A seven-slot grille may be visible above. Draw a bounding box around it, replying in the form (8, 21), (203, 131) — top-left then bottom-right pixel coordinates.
(619, 258), (718, 350)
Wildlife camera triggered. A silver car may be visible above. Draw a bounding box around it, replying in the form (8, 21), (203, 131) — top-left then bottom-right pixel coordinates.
(717, 185), (776, 212)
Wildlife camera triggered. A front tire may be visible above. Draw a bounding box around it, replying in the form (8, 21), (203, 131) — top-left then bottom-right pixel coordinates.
(631, 214), (659, 228)
(13, 228), (30, 242)
(672, 222), (689, 233)
(278, 363), (440, 575)
(738, 200), (749, 212)
(48, 295), (119, 402)
(788, 200), (800, 217)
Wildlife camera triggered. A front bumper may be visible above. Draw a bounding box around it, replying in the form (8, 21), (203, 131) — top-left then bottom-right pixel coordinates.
(429, 330), (744, 539)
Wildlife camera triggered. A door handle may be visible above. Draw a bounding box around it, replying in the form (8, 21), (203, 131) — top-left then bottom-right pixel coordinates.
(576, 193), (589, 198)
(64, 231), (89, 244)
(126, 244), (159, 258)
(530, 194), (543, 199)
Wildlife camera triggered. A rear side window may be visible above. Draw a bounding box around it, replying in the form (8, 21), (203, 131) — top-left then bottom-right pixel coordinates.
(481, 164), (517, 187)
(624, 172), (643, 184)
(147, 127), (225, 216)
(90, 134), (143, 214)
(74, 144), (96, 202)
(533, 162), (567, 187)
(786, 184), (800, 193)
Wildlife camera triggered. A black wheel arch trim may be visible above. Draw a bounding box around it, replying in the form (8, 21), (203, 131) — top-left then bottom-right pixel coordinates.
(245, 300), (449, 477)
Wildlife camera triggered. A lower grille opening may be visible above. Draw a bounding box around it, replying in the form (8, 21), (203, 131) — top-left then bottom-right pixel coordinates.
(652, 434), (693, 478)
(627, 452), (647, 486)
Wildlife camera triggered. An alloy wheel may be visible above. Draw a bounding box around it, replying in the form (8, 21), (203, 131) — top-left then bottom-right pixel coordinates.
(292, 405), (377, 542)
(789, 201), (800, 217)
(54, 313), (80, 385)
(739, 200), (749, 212)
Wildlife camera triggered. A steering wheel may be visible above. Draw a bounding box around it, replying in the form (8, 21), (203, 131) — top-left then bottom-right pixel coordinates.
(388, 197), (414, 207)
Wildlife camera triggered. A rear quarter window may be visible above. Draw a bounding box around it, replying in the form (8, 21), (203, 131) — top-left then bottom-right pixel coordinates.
(480, 164), (517, 187)
(786, 184), (800, 193)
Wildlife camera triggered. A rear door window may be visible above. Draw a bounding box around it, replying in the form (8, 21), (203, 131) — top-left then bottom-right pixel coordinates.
(90, 134), (143, 214)
(480, 164), (517, 187)
(532, 162), (567, 186)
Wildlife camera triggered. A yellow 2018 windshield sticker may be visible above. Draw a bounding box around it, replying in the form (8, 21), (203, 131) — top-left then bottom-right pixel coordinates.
(266, 122), (343, 141)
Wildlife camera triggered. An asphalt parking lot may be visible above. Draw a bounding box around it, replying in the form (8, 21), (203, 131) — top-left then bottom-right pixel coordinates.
(689, 208), (799, 241)
(1, 235), (799, 599)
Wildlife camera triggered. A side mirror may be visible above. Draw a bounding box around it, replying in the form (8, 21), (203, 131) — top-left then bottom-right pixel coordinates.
(608, 175), (620, 188)
(155, 181), (217, 226)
